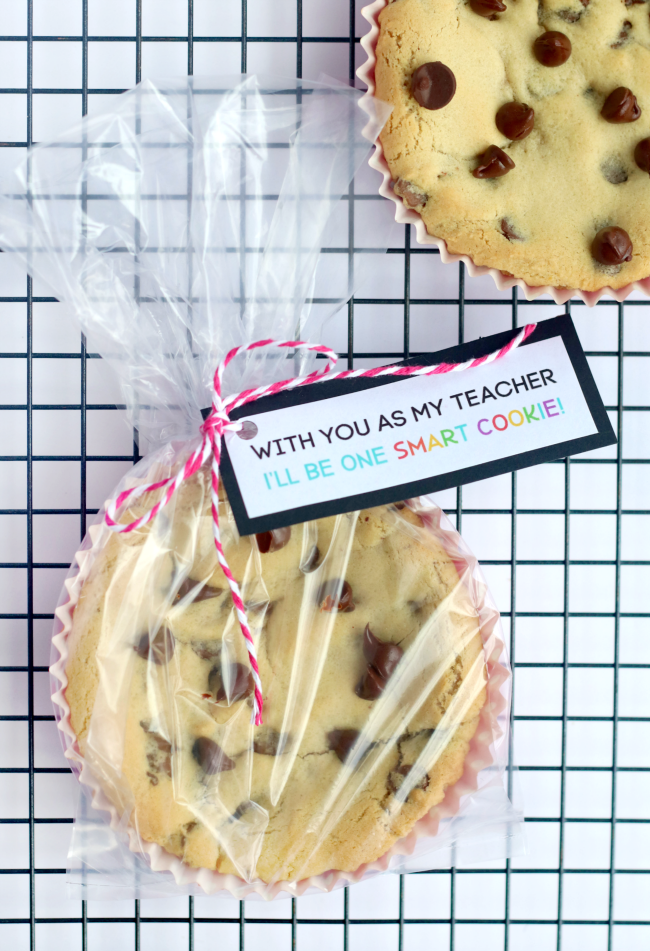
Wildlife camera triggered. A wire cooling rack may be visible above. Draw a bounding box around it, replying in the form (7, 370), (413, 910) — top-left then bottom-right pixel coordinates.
(1, 1), (649, 950)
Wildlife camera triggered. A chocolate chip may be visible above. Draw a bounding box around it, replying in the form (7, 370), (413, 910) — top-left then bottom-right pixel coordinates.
(635, 138), (650, 174)
(601, 87), (641, 123)
(611, 20), (632, 48)
(147, 750), (172, 777)
(472, 145), (515, 179)
(393, 179), (428, 209)
(410, 62), (456, 111)
(140, 721), (173, 779)
(363, 624), (404, 681)
(236, 420), (258, 441)
(327, 728), (361, 764)
(175, 577), (223, 603)
(602, 159), (628, 185)
(245, 598), (276, 622)
(500, 218), (523, 241)
(175, 578), (194, 601)
(356, 666), (386, 700)
(134, 627), (175, 665)
(231, 801), (254, 821)
(192, 737), (235, 775)
(557, 6), (585, 23)
(254, 729), (289, 756)
(469, 0), (506, 16)
(208, 662), (254, 703)
(151, 734), (172, 754)
(317, 578), (355, 613)
(140, 720), (172, 750)
(300, 545), (320, 573)
(533, 31), (572, 67)
(356, 625), (404, 700)
(191, 640), (221, 661)
(495, 102), (534, 140)
(591, 227), (633, 266)
(256, 526), (291, 553)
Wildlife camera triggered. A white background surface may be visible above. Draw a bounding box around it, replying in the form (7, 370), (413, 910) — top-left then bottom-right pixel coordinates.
(1, 1), (649, 950)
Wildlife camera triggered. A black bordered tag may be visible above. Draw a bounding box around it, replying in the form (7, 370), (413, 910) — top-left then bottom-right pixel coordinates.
(219, 315), (616, 536)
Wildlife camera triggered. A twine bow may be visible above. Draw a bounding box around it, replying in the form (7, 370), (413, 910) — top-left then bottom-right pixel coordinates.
(105, 325), (536, 725)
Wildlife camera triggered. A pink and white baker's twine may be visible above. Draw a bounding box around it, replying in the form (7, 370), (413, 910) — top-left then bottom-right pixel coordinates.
(104, 323), (537, 725)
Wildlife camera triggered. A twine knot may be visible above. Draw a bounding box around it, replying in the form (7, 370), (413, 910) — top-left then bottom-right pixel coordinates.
(200, 404), (242, 441)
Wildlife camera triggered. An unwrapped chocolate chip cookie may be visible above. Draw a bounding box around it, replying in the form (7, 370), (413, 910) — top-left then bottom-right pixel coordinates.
(59, 468), (496, 888)
(374, 0), (650, 291)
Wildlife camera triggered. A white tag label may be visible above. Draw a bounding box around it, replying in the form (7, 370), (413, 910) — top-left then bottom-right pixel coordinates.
(224, 334), (601, 525)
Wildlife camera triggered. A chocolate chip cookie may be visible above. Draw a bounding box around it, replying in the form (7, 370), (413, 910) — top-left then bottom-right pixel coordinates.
(375, 0), (650, 290)
(64, 468), (486, 884)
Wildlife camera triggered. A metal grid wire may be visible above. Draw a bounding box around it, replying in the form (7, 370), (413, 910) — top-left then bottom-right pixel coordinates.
(0, 1), (649, 949)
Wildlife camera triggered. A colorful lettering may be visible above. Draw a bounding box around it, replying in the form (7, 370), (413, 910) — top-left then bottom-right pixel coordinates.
(408, 437), (427, 455)
(319, 460), (334, 477)
(394, 441), (408, 460)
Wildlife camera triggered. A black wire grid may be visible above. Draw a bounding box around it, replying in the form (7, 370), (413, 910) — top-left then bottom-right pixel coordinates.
(0, 1), (648, 950)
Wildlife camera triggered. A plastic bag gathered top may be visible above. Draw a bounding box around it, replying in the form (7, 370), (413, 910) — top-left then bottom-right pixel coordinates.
(0, 75), (522, 898)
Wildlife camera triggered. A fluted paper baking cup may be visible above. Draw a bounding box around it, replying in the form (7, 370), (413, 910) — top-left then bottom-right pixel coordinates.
(357, 0), (650, 308)
(50, 502), (509, 900)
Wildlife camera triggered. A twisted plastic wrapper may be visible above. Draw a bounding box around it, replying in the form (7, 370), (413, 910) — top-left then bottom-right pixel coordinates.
(0, 75), (523, 899)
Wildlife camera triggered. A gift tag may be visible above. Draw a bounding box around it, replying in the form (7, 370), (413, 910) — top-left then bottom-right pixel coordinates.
(221, 315), (616, 535)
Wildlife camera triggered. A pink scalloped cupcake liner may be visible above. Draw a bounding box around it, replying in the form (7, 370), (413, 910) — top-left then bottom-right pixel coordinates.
(356, 0), (650, 308)
(50, 499), (509, 900)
